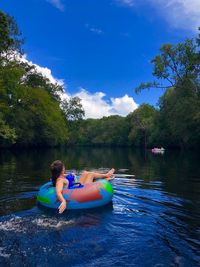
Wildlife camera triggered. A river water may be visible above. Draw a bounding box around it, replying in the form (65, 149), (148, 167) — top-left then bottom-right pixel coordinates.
(0, 147), (200, 267)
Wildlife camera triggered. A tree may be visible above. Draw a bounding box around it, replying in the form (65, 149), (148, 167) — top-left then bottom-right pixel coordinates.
(24, 70), (64, 101)
(90, 115), (129, 146)
(0, 10), (23, 60)
(0, 62), (69, 147)
(135, 39), (199, 95)
(127, 104), (157, 148)
(71, 115), (129, 146)
(155, 81), (200, 148)
(61, 97), (85, 121)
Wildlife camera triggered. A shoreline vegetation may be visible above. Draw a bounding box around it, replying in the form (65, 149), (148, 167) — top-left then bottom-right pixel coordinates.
(0, 10), (200, 150)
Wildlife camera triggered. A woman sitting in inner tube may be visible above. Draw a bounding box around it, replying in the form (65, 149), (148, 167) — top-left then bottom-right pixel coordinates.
(50, 160), (115, 214)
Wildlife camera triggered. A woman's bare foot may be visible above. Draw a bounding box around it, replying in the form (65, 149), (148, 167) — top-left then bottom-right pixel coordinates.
(105, 168), (115, 180)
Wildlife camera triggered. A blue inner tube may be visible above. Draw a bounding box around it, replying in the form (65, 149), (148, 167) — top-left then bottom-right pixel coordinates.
(37, 178), (113, 210)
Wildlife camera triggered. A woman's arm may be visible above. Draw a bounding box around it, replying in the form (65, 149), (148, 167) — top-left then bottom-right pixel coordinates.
(56, 179), (68, 214)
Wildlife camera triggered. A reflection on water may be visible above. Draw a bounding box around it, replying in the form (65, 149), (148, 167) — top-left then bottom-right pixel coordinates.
(0, 147), (200, 266)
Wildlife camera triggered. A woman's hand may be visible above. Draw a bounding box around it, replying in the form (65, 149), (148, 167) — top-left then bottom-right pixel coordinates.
(56, 178), (68, 214)
(58, 200), (66, 214)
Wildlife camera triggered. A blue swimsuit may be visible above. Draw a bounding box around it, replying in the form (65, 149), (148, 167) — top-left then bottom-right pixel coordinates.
(65, 173), (75, 188)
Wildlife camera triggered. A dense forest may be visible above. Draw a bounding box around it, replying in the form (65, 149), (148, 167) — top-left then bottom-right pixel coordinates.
(0, 10), (200, 149)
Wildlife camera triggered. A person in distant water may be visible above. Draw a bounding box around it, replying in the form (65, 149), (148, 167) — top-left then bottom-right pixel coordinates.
(50, 160), (115, 214)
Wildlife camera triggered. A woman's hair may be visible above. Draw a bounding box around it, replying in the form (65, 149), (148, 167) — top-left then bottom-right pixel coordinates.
(50, 160), (64, 186)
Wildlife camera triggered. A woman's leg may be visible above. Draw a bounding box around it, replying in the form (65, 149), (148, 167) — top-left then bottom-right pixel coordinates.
(79, 169), (115, 185)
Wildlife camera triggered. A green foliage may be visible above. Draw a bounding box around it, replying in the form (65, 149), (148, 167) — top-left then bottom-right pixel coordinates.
(153, 81), (200, 148)
(13, 87), (68, 146)
(68, 115), (129, 146)
(61, 97), (85, 121)
(24, 70), (64, 101)
(0, 62), (69, 147)
(0, 113), (16, 146)
(135, 39), (199, 94)
(0, 10), (23, 58)
(135, 81), (162, 94)
(89, 115), (129, 146)
(127, 104), (156, 148)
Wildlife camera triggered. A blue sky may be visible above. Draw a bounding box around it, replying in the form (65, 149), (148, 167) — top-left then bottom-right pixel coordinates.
(1, 0), (199, 118)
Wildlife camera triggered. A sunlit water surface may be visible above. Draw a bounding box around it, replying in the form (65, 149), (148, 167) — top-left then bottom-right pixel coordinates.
(0, 147), (200, 266)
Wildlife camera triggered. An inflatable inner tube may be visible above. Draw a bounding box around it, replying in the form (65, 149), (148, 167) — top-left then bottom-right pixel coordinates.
(37, 179), (113, 209)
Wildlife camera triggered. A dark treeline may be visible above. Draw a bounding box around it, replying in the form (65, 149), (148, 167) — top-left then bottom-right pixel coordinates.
(0, 10), (200, 149)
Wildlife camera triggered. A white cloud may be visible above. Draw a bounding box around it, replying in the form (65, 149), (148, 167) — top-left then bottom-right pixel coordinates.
(152, 0), (200, 31)
(59, 88), (138, 119)
(116, 0), (135, 7)
(74, 89), (111, 118)
(90, 28), (104, 35)
(72, 88), (138, 119)
(85, 24), (104, 35)
(46, 0), (65, 11)
(116, 0), (200, 31)
(111, 94), (138, 116)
